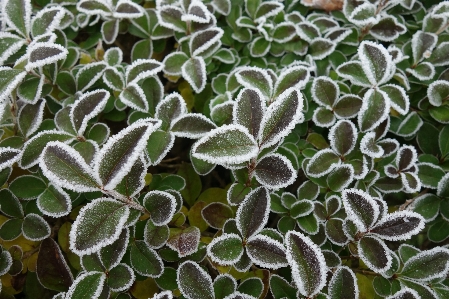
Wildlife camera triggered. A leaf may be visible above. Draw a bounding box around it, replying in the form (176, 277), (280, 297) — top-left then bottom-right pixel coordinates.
(171, 114), (217, 139)
(0, 32), (25, 65)
(40, 141), (100, 192)
(36, 238), (73, 292)
(126, 59), (164, 84)
(418, 163), (445, 189)
(69, 198), (130, 255)
(37, 184), (72, 217)
(236, 186), (270, 239)
(238, 277), (263, 298)
(0, 67), (27, 102)
(400, 247), (449, 281)
(99, 228), (128, 270)
(328, 266), (359, 299)
(201, 202), (234, 229)
(113, 0), (143, 18)
(269, 274), (297, 299)
(76, 62), (107, 92)
(26, 42), (68, 71)
(130, 240), (164, 277)
(371, 211), (425, 241)
(358, 236), (392, 273)
(163, 52), (189, 76)
(396, 145), (417, 171)
(333, 95), (362, 119)
(192, 124), (258, 165)
(108, 263), (135, 292)
(143, 191), (176, 226)
(273, 65), (309, 98)
(235, 66), (273, 99)
(147, 130), (174, 165)
(177, 162), (202, 207)
(182, 1), (211, 23)
(358, 88), (390, 132)
(190, 28), (224, 57)
(336, 61), (371, 87)
(77, 0), (112, 16)
(428, 42), (449, 66)
(395, 112), (423, 138)
(246, 234), (287, 269)
(93, 119), (160, 190)
(18, 99), (45, 138)
(341, 188), (379, 232)
(2, 0), (31, 37)
(157, 5), (185, 33)
(22, 213), (51, 241)
(233, 88), (265, 139)
(182, 57), (207, 93)
(427, 80), (449, 107)
(311, 76), (339, 108)
(254, 153), (296, 189)
(386, 288), (420, 299)
(306, 149), (340, 178)
(249, 36), (270, 57)
(114, 155), (146, 198)
(0, 147), (20, 172)
(167, 226), (200, 257)
(411, 30), (437, 64)
(407, 62), (435, 81)
(0, 189), (23, 218)
(120, 83), (149, 112)
(9, 175), (46, 199)
(71, 89), (109, 136)
(370, 16), (406, 42)
(18, 74), (46, 104)
(327, 164), (354, 192)
(65, 271), (106, 299)
(326, 218), (348, 246)
(0, 218), (22, 240)
(285, 231), (327, 297)
(329, 119), (357, 156)
(144, 221), (169, 249)
(177, 261), (214, 299)
(380, 84), (409, 115)
(309, 37), (336, 60)
(258, 88), (303, 148)
(207, 233), (243, 265)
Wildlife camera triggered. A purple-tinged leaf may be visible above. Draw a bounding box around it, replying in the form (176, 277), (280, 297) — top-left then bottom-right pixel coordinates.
(0, 67), (27, 103)
(236, 187), (270, 239)
(411, 30), (437, 64)
(254, 153), (296, 189)
(190, 28), (224, 57)
(342, 188), (380, 232)
(313, 107), (336, 128)
(77, 0), (112, 17)
(371, 211), (425, 241)
(396, 145), (417, 171)
(182, 56), (207, 93)
(26, 42), (68, 71)
(401, 247), (449, 281)
(157, 5), (186, 33)
(358, 235), (392, 273)
(113, 0), (144, 19)
(177, 260), (214, 299)
(328, 266), (358, 299)
(143, 191), (176, 226)
(207, 233), (243, 265)
(333, 94), (362, 119)
(254, 1), (284, 22)
(235, 66), (273, 100)
(325, 218), (348, 246)
(311, 76), (339, 108)
(309, 37), (336, 60)
(306, 149), (340, 178)
(296, 22), (320, 43)
(327, 164), (354, 192)
(22, 213), (51, 241)
(76, 61), (107, 91)
(386, 288), (420, 299)
(202, 202), (233, 229)
(18, 99), (45, 138)
(211, 0), (231, 16)
(71, 89), (109, 136)
(69, 198), (129, 255)
(273, 65), (309, 98)
(370, 16), (406, 42)
(120, 83), (149, 112)
(246, 234), (287, 269)
(171, 114), (217, 139)
(428, 42), (449, 66)
(406, 62), (435, 81)
(182, 0), (211, 23)
(233, 88), (266, 139)
(358, 88), (390, 132)
(167, 226), (200, 257)
(329, 120), (357, 156)
(0, 147), (20, 172)
(285, 231), (327, 297)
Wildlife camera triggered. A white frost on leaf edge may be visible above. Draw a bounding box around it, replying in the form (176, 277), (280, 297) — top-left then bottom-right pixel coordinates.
(306, 148), (341, 178)
(156, 5), (185, 33)
(104, 47), (123, 66)
(113, 0), (145, 19)
(396, 145), (418, 171)
(328, 266), (359, 299)
(233, 87), (266, 137)
(236, 186), (271, 238)
(285, 230), (327, 297)
(65, 271), (106, 299)
(328, 119), (357, 157)
(297, 180), (320, 201)
(206, 233), (243, 265)
(76, 61), (107, 92)
(191, 124), (258, 165)
(255, 153), (297, 190)
(167, 226), (201, 258)
(246, 234), (288, 269)
(162, 52), (188, 76)
(254, 1), (284, 23)
(36, 184), (72, 218)
(336, 61), (372, 88)
(382, 84), (410, 115)
(360, 132), (384, 158)
(69, 198), (130, 256)
(155, 92), (188, 125)
(143, 191), (177, 226)
(103, 67), (125, 91)
(406, 62), (436, 81)
(348, 2), (380, 27)
(427, 80), (449, 107)
(71, 89), (109, 136)
(149, 291), (174, 299)
(311, 76), (339, 109)
(177, 260), (214, 299)
(328, 164), (355, 192)
(25, 42), (68, 71)
(395, 111), (423, 138)
(371, 210), (425, 241)
(182, 0), (212, 23)
(223, 291), (257, 299)
(409, 193), (440, 222)
(0, 67), (27, 103)
(309, 37), (337, 61)
(99, 227), (129, 270)
(341, 188), (380, 232)
(190, 27), (224, 57)
(181, 56), (207, 94)
(214, 273), (237, 291)
(119, 82), (149, 113)
(400, 172), (422, 194)
(0, 147), (21, 172)
(312, 107), (336, 128)
(39, 141), (100, 192)
(31, 6), (65, 38)
(0, 32), (26, 65)
(171, 113), (217, 139)
(235, 66), (274, 99)
(358, 235), (392, 273)
(92, 119), (161, 190)
(386, 287), (420, 299)
(401, 247), (449, 281)
(108, 263), (136, 292)
(125, 59), (164, 85)
(274, 65), (310, 94)
(2, 0), (32, 38)
(22, 213), (51, 241)
(357, 88), (391, 132)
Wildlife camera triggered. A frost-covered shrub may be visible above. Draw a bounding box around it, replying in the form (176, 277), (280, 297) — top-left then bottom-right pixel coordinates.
(0, 0), (449, 298)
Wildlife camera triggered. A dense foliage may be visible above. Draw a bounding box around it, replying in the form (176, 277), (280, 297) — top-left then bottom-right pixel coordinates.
(0, 0), (449, 298)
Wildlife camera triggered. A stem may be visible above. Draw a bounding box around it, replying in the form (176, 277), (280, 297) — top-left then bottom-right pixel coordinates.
(351, 268), (381, 276)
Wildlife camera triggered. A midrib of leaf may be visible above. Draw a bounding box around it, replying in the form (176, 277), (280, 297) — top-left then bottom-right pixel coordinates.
(260, 102), (291, 146)
(83, 204), (126, 244)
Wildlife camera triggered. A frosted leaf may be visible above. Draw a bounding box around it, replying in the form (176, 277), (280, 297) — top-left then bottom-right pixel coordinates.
(181, 0), (211, 23)
(129, 240), (164, 277)
(433, 2), (449, 17)
(428, 42), (449, 67)
(386, 288), (420, 299)
(104, 47), (123, 66)
(341, 188), (380, 232)
(358, 235), (392, 273)
(30, 6), (65, 38)
(19, 98), (45, 138)
(371, 210), (424, 241)
(328, 120), (357, 156)
(223, 291), (257, 299)
(400, 172), (421, 193)
(253, 1), (284, 23)
(358, 88), (390, 132)
(101, 19), (119, 45)
(311, 76), (339, 108)
(285, 231), (327, 297)
(327, 164), (355, 192)
(313, 107), (336, 128)
(254, 153), (297, 189)
(233, 88), (266, 139)
(273, 65), (309, 98)
(0, 32), (26, 65)
(171, 114), (217, 139)
(126, 59), (163, 85)
(336, 61), (371, 87)
(207, 233), (244, 265)
(325, 27), (352, 43)
(236, 187), (270, 239)
(76, 61), (107, 91)
(167, 226), (200, 257)
(191, 124), (258, 165)
(113, 0), (144, 19)
(190, 28), (224, 57)
(235, 66), (273, 100)
(246, 234), (288, 269)
(328, 266), (359, 299)
(93, 119), (161, 190)
(120, 82), (149, 112)
(370, 16), (406, 42)
(150, 291), (173, 299)
(182, 56), (207, 93)
(309, 38), (336, 60)
(177, 260), (214, 299)
(0, 67), (27, 103)
(76, 0), (112, 17)
(99, 228), (129, 270)
(406, 62), (435, 81)
(103, 68), (125, 91)
(25, 42), (68, 71)
(258, 88), (303, 149)
(65, 271), (106, 299)
(295, 22), (320, 43)
(348, 2), (379, 27)
(69, 198), (129, 256)
(156, 5), (186, 33)
(380, 84), (409, 115)
(358, 41), (393, 86)
(155, 92), (188, 129)
(427, 80), (449, 107)
(411, 30), (437, 64)
(395, 145), (417, 171)
(360, 132), (384, 158)
(401, 247), (449, 281)
(40, 141), (100, 192)
(297, 180), (320, 201)
(143, 191), (176, 226)
(37, 184), (72, 218)
(0, 147), (20, 172)
(22, 213), (51, 241)
(249, 36), (270, 58)
(2, 0), (32, 38)
(70, 89), (109, 136)
(306, 148), (340, 178)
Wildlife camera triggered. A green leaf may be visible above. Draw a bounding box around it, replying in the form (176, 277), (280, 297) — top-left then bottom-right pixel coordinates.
(177, 162), (202, 207)
(214, 274), (236, 299)
(207, 233), (243, 265)
(411, 30), (437, 64)
(326, 218), (348, 246)
(418, 163), (445, 189)
(177, 261), (214, 299)
(394, 111), (423, 137)
(236, 187), (270, 239)
(233, 88), (265, 139)
(171, 114), (217, 139)
(439, 125), (449, 157)
(76, 62), (107, 92)
(246, 234), (287, 269)
(0, 189), (23, 218)
(417, 122), (440, 156)
(163, 52), (189, 76)
(285, 231), (327, 297)
(273, 65), (309, 99)
(311, 76), (339, 108)
(101, 19), (119, 44)
(238, 277), (263, 298)
(65, 271), (106, 299)
(201, 202), (233, 229)
(333, 95), (362, 119)
(9, 175), (46, 199)
(36, 238), (73, 292)
(157, 6), (185, 33)
(0, 67), (27, 102)
(430, 105), (449, 124)
(336, 61), (371, 87)
(306, 149), (340, 178)
(428, 42), (449, 66)
(147, 130), (174, 165)
(428, 218), (449, 243)
(182, 57), (207, 93)
(255, 153), (296, 189)
(2, 0), (31, 37)
(309, 38), (336, 60)
(400, 247), (449, 281)
(0, 32), (25, 65)
(358, 236), (391, 272)
(144, 191), (176, 226)
(372, 276), (391, 297)
(155, 267), (177, 290)
(70, 198), (130, 255)
(328, 266), (358, 299)
(329, 119), (357, 156)
(358, 41), (393, 85)
(411, 194), (440, 222)
(190, 28), (224, 57)
(130, 240), (163, 277)
(380, 84), (409, 115)
(269, 274), (297, 299)
(71, 89), (109, 136)
(144, 221), (169, 249)
(235, 66), (273, 99)
(327, 164), (354, 192)
(358, 88), (389, 132)
(107, 263), (135, 292)
(0, 218), (23, 241)
(22, 213), (51, 241)
(249, 36), (270, 57)
(17, 75), (45, 104)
